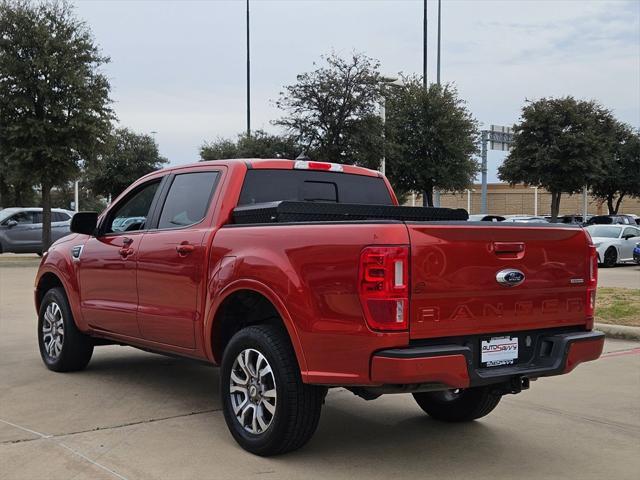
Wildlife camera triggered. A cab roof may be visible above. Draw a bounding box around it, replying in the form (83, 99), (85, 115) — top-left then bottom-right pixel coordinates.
(157, 158), (382, 178)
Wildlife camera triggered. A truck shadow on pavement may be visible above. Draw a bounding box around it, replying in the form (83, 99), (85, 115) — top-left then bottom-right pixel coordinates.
(79, 349), (551, 464)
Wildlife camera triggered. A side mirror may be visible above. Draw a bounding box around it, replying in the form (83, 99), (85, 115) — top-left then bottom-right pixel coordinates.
(5, 219), (18, 228)
(71, 212), (98, 235)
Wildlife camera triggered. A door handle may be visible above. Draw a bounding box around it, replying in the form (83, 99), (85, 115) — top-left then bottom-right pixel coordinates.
(119, 247), (134, 257)
(493, 242), (525, 254)
(176, 243), (195, 255)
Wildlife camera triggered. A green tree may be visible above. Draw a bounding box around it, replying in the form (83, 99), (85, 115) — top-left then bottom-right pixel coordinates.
(590, 125), (640, 214)
(0, 160), (37, 206)
(0, 0), (113, 249)
(200, 129), (300, 161)
(385, 79), (479, 206)
(498, 97), (617, 220)
(86, 128), (167, 199)
(275, 52), (383, 169)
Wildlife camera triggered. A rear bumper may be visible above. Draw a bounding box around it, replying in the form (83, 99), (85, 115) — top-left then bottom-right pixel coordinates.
(371, 330), (605, 388)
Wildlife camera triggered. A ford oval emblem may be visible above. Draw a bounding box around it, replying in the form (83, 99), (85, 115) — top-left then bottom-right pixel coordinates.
(496, 269), (525, 287)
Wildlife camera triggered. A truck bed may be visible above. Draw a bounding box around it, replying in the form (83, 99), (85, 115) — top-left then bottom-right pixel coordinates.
(232, 201), (469, 224)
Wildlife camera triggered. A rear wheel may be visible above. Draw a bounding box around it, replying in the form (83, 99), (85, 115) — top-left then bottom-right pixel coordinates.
(221, 325), (325, 456)
(413, 386), (502, 422)
(38, 287), (93, 372)
(603, 247), (617, 268)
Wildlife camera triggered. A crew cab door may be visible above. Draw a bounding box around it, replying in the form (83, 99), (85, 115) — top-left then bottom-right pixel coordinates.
(136, 169), (221, 349)
(621, 227), (640, 260)
(78, 179), (163, 338)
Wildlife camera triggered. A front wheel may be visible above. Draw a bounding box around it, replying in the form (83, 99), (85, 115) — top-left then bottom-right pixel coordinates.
(413, 386), (502, 422)
(603, 247), (618, 268)
(221, 325), (325, 456)
(38, 287), (93, 372)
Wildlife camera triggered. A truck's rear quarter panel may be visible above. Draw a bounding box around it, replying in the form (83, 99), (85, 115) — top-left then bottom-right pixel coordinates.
(211, 222), (411, 385)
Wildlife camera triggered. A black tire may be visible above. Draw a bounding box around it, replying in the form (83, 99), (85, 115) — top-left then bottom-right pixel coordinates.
(221, 324), (325, 456)
(38, 287), (93, 372)
(413, 386), (502, 422)
(603, 247), (617, 268)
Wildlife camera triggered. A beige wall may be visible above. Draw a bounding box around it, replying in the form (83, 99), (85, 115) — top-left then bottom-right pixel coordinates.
(408, 184), (640, 216)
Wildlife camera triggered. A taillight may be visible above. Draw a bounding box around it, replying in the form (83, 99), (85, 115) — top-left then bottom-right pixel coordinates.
(358, 246), (409, 331)
(294, 160), (343, 172)
(585, 244), (598, 325)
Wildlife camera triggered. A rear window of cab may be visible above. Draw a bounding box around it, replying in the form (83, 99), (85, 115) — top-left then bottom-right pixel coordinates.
(238, 169), (393, 206)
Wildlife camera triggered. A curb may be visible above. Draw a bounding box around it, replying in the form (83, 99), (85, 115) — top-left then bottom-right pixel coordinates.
(595, 323), (640, 341)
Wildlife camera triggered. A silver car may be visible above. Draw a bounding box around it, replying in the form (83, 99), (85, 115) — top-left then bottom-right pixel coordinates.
(0, 208), (74, 254)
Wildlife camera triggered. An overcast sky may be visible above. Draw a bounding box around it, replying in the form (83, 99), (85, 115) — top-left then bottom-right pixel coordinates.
(73, 0), (640, 182)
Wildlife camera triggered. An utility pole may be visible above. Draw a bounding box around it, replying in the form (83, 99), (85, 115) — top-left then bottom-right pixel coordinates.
(437, 0), (441, 85)
(246, 0), (251, 137)
(432, 0), (442, 207)
(423, 0), (427, 87)
(74, 181), (79, 212)
(379, 97), (386, 176)
(480, 131), (488, 214)
(422, 0), (428, 206)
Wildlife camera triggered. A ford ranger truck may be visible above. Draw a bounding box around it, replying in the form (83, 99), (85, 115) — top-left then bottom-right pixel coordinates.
(34, 159), (604, 456)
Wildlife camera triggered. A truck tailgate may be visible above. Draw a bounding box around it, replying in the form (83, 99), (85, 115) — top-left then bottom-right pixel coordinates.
(408, 224), (591, 339)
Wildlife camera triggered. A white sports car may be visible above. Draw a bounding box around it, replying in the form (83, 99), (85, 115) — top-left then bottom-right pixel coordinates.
(586, 224), (640, 267)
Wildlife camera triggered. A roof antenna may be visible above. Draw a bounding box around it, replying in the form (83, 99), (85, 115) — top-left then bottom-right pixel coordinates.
(295, 152), (310, 161)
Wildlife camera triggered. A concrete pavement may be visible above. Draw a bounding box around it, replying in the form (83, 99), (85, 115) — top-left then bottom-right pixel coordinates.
(1, 262), (639, 480)
(597, 263), (640, 289)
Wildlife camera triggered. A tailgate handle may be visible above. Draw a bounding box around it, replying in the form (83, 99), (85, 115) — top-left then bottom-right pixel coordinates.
(493, 242), (525, 254)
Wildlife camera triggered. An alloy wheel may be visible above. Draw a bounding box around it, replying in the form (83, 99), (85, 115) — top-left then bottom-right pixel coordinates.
(42, 302), (64, 359)
(229, 348), (277, 435)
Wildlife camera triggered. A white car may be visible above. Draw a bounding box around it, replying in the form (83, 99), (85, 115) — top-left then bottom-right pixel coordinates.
(502, 216), (549, 223)
(586, 224), (640, 267)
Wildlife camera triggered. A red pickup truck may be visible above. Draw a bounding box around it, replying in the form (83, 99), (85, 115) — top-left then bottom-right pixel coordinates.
(35, 159), (604, 455)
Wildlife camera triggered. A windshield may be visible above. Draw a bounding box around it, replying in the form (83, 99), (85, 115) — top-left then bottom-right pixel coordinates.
(0, 209), (19, 223)
(587, 226), (621, 238)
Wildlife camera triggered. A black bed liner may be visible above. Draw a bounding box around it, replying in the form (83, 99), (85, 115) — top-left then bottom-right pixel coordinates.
(232, 201), (469, 224)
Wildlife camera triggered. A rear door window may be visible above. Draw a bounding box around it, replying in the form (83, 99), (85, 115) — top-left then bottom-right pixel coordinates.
(52, 212), (70, 222)
(238, 170), (393, 206)
(9, 211), (35, 224)
(157, 172), (219, 229)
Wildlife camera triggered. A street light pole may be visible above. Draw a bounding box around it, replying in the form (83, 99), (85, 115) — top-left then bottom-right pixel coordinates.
(246, 0), (251, 137)
(423, 0), (427, 87)
(378, 78), (404, 177)
(432, 0), (442, 207)
(74, 181), (79, 212)
(379, 97), (386, 176)
(480, 131), (488, 214)
(437, 0), (441, 85)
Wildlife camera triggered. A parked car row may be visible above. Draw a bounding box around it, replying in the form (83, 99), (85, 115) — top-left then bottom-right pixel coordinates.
(466, 213), (640, 267)
(585, 224), (640, 267)
(0, 207), (74, 254)
(469, 213), (640, 226)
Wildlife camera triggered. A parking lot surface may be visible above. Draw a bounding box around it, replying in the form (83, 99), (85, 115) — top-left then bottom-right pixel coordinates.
(597, 263), (640, 289)
(1, 259), (639, 480)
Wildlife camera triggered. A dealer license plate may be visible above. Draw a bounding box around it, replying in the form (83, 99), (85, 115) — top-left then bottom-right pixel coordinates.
(481, 336), (518, 367)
